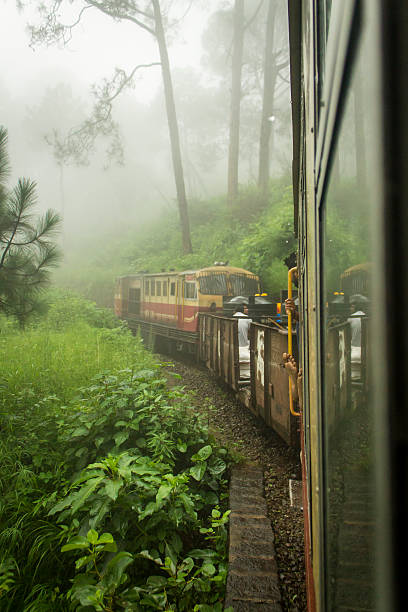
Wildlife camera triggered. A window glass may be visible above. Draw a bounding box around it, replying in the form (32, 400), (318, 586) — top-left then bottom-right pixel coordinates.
(150, 280), (155, 297)
(230, 274), (259, 296)
(198, 273), (228, 295)
(170, 282), (176, 297)
(184, 281), (197, 300)
(156, 281), (161, 296)
(163, 281), (168, 297)
(145, 281), (149, 295)
(317, 0), (333, 109)
(320, 25), (376, 610)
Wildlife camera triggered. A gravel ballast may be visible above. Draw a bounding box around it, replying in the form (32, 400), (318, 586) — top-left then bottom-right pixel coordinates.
(162, 358), (307, 612)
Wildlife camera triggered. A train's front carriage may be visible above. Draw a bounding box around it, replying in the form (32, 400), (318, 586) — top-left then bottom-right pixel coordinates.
(195, 266), (261, 311)
(195, 267), (229, 313)
(288, 0), (408, 610)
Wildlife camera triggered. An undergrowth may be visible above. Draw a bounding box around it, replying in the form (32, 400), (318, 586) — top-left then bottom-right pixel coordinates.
(0, 291), (233, 611)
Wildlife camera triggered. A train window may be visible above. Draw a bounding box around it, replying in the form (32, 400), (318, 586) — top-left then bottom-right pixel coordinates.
(144, 280), (149, 295)
(184, 281), (197, 300)
(170, 282), (176, 296)
(150, 280), (155, 296)
(230, 274), (259, 296)
(317, 1), (332, 103)
(163, 280), (167, 297)
(319, 22), (377, 610)
(198, 273), (228, 295)
(156, 281), (161, 296)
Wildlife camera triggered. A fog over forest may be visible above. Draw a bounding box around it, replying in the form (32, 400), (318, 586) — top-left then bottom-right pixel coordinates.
(1, 0), (292, 258)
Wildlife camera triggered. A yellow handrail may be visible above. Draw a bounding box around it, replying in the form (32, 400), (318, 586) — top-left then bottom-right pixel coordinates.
(288, 267), (300, 417)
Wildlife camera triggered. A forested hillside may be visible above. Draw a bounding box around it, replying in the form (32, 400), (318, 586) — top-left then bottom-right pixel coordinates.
(57, 179), (296, 308)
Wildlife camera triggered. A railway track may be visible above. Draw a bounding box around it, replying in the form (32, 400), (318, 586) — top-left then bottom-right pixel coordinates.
(161, 356), (307, 612)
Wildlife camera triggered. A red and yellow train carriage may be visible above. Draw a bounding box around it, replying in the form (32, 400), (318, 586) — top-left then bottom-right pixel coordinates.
(115, 264), (260, 347)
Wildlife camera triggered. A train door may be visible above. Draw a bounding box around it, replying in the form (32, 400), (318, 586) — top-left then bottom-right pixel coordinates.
(176, 277), (184, 329)
(128, 287), (141, 316)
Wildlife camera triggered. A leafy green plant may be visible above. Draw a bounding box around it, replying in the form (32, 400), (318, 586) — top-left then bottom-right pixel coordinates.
(62, 529), (133, 611)
(0, 305), (232, 610)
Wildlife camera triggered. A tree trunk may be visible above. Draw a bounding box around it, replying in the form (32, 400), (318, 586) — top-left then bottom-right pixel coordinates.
(58, 163), (66, 251)
(152, 0), (192, 254)
(227, 0), (245, 208)
(258, 1), (278, 196)
(353, 75), (367, 193)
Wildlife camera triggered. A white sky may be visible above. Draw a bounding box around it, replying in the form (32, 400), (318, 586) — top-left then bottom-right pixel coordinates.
(0, 0), (227, 249)
(1, 0), (215, 101)
(0, 1), (290, 254)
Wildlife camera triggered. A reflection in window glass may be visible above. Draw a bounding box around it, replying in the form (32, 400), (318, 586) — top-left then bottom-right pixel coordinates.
(151, 281), (155, 297)
(321, 28), (375, 611)
(199, 274), (228, 295)
(170, 282), (176, 297)
(163, 280), (168, 297)
(145, 281), (149, 295)
(156, 281), (161, 297)
(317, 0), (332, 104)
(230, 274), (259, 296)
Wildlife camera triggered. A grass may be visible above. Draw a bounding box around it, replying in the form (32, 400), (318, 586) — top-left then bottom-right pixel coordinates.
(0, 288), (153, 410)
(0, 323), (148, 408)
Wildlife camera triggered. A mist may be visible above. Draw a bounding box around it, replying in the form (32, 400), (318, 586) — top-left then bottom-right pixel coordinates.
(1, 0), (292, 269)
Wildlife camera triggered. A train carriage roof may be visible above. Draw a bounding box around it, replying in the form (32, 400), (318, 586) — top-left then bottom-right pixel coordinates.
(195, 265), (259, 277)
(340, 262), (372, 278)
(118, 265), (259, 280)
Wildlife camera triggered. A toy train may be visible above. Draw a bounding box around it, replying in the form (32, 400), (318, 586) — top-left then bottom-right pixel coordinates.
(114, 264), (260, 350)
(115, 263), (302, 447)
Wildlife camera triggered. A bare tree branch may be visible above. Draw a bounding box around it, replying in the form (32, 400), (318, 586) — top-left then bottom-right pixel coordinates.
(29, 2), (93, 47)
(243, 0), (264, 32)
(86, 0), (156, 35)
(167, 0), (194, 30)
(46, 62), (161, 167)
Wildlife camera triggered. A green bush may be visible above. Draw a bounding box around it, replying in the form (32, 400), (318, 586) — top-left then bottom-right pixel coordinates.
(0, 294), (232, 610)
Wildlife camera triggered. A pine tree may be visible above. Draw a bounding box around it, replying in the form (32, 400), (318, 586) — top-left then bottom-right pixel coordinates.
(0, 127), (61, 325)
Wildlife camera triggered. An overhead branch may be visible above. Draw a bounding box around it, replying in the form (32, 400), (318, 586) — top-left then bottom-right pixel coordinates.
(46, 62), (161, 166)
(28, 2), (93, 47)
(86, 0), (156, 36)
(277, 71), (290, 85)
(243, 0), (264, 31)
(276, 59), (290, 72)
(167, 0), (194, 30)
(98, 61), (161, 106)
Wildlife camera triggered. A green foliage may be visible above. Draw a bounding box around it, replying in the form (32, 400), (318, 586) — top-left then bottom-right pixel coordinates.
(41, 288), (120, 330)
(0, 126), (61, 326)
(0, 295), (145, 409)
(238, 184), (295, 295)
(0, 296), (231, 610)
